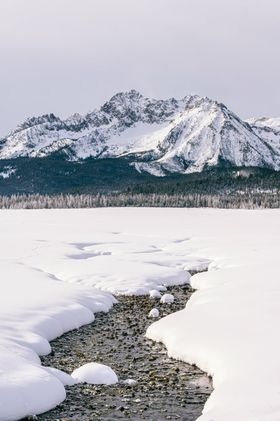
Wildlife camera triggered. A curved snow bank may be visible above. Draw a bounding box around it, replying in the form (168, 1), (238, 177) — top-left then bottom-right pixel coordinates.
(147, 209), (280, 421)
(0, 351), (66, 421)
(0, 262), (115, 420)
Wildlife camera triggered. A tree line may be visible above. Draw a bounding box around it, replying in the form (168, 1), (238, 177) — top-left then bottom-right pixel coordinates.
(0, 191), (279, 210)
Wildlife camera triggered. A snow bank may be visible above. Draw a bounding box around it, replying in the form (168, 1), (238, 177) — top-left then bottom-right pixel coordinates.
(0, 262), (115, 420)
(146, 208), (280, 421)
(72, 362), (118, 385)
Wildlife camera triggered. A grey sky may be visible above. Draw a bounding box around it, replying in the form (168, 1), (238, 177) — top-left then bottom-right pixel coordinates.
(0, 0), (280, 136)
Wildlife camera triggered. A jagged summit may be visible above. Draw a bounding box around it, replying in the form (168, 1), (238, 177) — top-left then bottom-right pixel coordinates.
(1, 91), (280, 175)
(12, 113), (61, 135)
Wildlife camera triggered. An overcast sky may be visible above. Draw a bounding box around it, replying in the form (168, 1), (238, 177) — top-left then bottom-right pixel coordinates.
(0, 0), (279, 136)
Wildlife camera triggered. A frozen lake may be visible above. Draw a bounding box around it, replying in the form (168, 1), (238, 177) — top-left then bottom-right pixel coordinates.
(0, 208), (279, 420)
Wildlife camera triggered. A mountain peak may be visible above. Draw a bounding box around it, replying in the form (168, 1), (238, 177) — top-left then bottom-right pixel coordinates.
(102, 89), (144, 107)
(100, 90), (146, 123)
(12, 113), (61, 135)
(1, 91), (280, 174)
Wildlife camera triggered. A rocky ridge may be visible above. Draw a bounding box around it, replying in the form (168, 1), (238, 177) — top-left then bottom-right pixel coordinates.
(1, 90), (280, 175)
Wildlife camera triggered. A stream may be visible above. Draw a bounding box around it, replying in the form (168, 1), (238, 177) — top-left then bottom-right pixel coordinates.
(37, 282), (212, 421)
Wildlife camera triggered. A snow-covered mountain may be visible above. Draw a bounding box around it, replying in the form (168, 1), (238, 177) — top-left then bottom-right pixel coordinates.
(1, 90), (280, 175)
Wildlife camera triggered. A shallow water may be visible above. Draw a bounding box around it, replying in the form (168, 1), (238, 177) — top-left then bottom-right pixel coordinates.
(37, 284), (212, 421)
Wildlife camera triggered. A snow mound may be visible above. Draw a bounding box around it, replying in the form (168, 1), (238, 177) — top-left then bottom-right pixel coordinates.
(149, 289), (161, 299)
(160, 294), (174, 304)
(71, 363), (118, 385)
(149, 308), (159, 318)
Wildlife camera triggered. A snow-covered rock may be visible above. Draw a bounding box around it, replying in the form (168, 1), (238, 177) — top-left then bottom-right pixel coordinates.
(148, 308), (160, 318)
(71, 363), (118, 385)
(149, 289), (161, 299)
(160, 294), (174, 304)
(1, 90), (280, 173)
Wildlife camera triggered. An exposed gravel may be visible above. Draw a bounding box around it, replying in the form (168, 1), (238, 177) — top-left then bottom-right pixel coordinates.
(36, 282), (212, 421)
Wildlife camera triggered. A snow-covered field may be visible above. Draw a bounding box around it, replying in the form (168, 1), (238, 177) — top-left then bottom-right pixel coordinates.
(1, 208), (279, 420)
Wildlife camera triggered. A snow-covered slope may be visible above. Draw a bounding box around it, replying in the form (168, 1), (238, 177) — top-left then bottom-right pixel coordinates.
(246, 117), (280, 162)
(247, 116), (280, 131)
(1, 91), (280, 174)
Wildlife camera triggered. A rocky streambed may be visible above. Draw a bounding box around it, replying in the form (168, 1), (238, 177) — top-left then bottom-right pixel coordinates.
(37, 283), (212, 421)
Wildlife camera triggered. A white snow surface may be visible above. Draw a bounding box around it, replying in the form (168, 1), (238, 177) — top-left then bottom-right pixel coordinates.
(247, 116), (280, 130)
(71, 362), (118, 385)
(145, 208), (280, 421)
(1, 208), (280, 421)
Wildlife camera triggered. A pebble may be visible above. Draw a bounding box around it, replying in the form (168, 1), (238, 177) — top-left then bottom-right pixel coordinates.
(123, 379), (137, 386)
